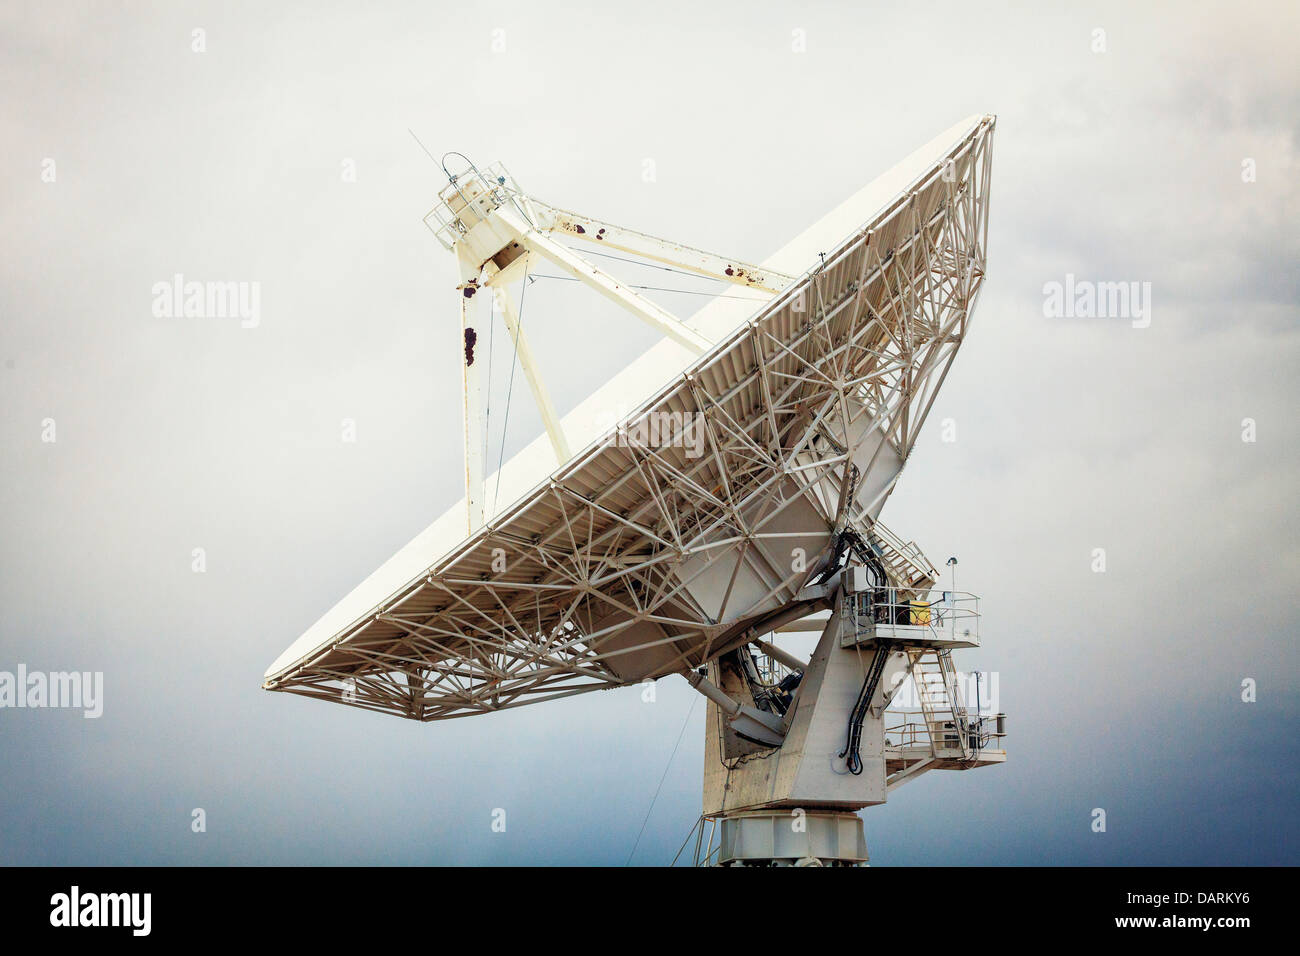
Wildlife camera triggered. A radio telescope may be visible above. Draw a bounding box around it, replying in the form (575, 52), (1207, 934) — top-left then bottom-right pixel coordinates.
(265, 114), (1004, 866)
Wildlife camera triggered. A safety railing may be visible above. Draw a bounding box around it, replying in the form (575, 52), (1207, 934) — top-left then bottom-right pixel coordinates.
(424, 160), (521, 250)
(843, 585), (980, 646)
(884, 713), (1006, 754)
(867, 522), (937, 585)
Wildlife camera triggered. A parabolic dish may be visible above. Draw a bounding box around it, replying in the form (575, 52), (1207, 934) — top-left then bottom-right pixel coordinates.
(264, 114), (995, 721)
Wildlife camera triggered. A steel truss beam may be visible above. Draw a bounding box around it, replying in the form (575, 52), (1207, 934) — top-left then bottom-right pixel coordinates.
(266, 120), (995, 722)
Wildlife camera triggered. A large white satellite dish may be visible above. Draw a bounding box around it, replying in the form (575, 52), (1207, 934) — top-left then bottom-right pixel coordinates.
(266, 114), (1005, 865)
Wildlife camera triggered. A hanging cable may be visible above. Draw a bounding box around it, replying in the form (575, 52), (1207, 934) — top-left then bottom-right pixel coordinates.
(526, 272), (766, 300)
(567, 244), (761, 286)
(839, 642), (892, 775)
(625, 693), (697, 866)
(492, 267), (529, 508)
(483, 285), (495, 472)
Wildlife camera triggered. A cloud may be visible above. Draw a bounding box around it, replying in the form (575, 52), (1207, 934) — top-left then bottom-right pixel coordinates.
(1, 0), (1296, 865)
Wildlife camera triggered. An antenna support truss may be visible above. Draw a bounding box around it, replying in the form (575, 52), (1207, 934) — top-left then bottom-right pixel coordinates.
(426, 159), (794, 533)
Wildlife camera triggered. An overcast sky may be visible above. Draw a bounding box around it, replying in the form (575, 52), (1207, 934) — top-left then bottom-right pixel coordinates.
(1, 1), (1297, 865)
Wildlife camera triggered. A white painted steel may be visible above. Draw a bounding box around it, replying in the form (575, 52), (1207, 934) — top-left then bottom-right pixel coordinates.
(264, 116), (995, 727)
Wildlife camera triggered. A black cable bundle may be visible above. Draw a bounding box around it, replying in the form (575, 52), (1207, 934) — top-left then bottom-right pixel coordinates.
(839, 643), (892, 775)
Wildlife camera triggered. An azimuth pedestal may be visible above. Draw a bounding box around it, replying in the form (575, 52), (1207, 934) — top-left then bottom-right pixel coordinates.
(717, 810), (868, 867)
